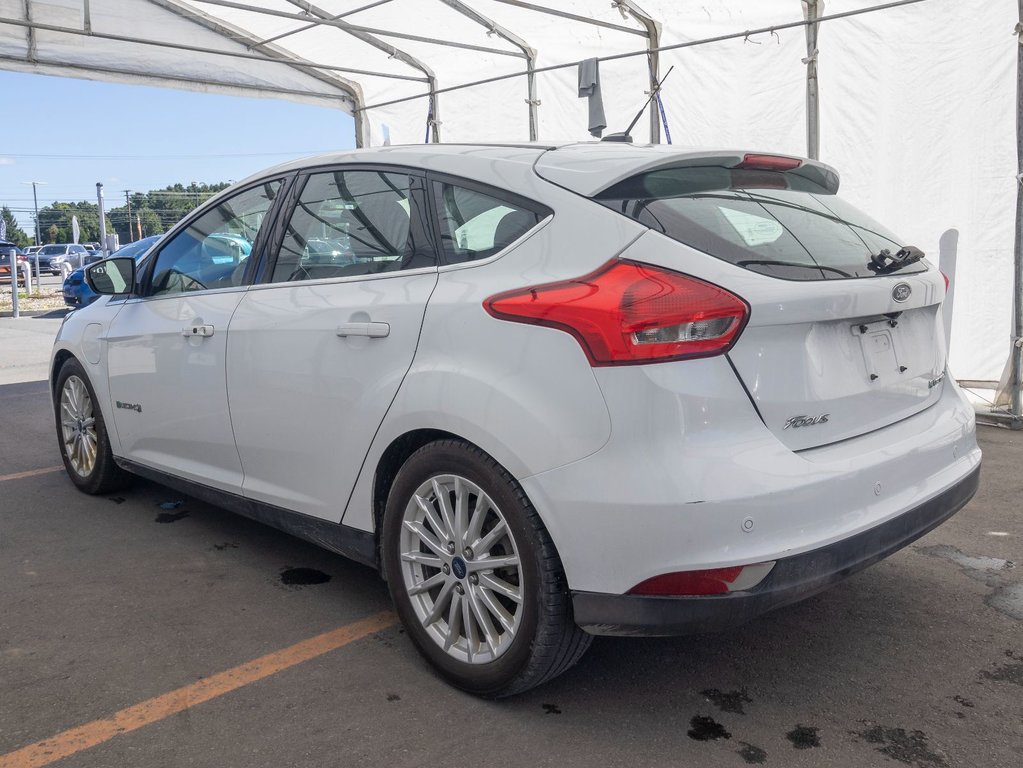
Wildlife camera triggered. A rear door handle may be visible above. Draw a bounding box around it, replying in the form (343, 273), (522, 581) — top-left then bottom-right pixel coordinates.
(182, 324), (215, 338)
(336, 322), (390, 338)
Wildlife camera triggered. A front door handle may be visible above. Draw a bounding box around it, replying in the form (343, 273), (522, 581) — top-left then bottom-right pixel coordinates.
(336, 322), (390, 338)
(182, 324), (215, 338)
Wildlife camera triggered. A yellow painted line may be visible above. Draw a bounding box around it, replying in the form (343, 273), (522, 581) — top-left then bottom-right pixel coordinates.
(0, 466), (63, 483)
(0, 611), (396, 768)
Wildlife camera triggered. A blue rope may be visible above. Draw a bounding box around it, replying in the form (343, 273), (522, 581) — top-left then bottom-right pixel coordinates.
(656, 91), (672, 145)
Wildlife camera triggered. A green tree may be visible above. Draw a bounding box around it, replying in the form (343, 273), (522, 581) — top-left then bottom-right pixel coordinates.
(108, 182), (230, 244)
(36, 201), (113, 244)
(1, 206), (29, 246)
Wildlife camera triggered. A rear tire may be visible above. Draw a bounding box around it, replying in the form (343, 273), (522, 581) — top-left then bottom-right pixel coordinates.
(54, 358), (131, 495)
(382, 439), (591, 697)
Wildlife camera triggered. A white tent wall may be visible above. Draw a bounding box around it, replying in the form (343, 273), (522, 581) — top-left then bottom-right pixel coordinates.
(653, 1), (808, 155)
(818, 0), (1017, 383)
(1, 0), (1019, 385)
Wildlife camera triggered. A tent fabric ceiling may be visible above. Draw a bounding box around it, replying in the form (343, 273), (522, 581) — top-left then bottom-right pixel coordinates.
(0, 0), (1018, 385)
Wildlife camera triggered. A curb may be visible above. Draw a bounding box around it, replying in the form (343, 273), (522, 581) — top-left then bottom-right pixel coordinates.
(0, 308), (70, 319)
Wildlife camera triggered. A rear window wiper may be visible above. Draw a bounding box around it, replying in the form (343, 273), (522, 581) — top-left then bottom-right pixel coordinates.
(867, 245), (925, 274)
(736, 259), (852, 278)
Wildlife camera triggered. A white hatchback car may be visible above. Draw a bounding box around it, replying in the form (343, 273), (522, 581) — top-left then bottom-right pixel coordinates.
(52, 143), (981, 696)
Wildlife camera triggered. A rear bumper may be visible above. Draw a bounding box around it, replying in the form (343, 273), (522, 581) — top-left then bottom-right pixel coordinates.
(572, 465), (980, 636)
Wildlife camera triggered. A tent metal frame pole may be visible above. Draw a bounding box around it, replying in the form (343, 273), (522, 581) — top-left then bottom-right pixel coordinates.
(197, 0), (520, 57)
(22, 0), (35, 62)
(0, 53), (354, 105)
(438, 0), (538, 141)
(1012, 1), (1023, 423)
(280, 0), (440, 143)
(255, 0), (395, 47)
(150, 0), (372, 145)
(805, 0), (821, 159)
(616, 1), (662, 144)
(490, 0), (645, 36)
(356, 0), (930, 114)
(0, 13), (426, 82)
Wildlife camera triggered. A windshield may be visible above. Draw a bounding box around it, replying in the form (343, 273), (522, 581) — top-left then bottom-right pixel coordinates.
(40, 245), (66, 255)
(596, 167), (927, 280)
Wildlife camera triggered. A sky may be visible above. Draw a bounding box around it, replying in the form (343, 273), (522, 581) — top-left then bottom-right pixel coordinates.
(0, 71), (356, 239)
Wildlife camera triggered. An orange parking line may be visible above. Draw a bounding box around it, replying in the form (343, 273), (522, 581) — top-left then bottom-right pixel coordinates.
(0, 466), (63, 483)
(0, 611), (396, 768)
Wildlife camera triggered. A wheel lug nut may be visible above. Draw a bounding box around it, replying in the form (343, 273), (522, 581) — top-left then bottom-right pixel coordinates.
(442, 563), (450, 575)
(454, 583), (464, 595)
(463, 547), (474, 560)
(446, 542), (456, 554)
(468, 574), (478, 585)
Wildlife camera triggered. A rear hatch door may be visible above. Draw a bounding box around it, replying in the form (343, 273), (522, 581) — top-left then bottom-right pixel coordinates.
(584, 150), (947, 451)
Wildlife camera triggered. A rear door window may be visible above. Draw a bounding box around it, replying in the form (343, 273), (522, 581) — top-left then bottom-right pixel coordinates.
(270, 169), (435, 283)
(596, 168), (925, 280)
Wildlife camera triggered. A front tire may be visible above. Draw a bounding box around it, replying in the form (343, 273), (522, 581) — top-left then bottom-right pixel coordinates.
(54, 358), (130, 494)
(382, 440), (591, 697)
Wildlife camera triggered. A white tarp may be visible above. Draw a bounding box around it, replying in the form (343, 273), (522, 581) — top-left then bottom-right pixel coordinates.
(0, 0), (1017, 381)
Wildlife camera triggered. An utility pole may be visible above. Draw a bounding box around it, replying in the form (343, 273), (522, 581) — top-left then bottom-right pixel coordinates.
(96, 183), (108, 258)
(21, 180), (46, 280)
(125, 190), (134, 242)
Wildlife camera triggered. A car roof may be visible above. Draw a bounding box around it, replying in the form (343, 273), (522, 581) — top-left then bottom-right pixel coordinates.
(219, 141), (838, 205)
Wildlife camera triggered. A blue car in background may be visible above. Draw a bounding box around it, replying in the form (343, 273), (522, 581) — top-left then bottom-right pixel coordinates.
(63, 235), (161, 307)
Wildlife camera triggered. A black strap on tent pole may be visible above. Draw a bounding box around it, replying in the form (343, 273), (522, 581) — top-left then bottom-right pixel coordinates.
(425, 95), (434, 143)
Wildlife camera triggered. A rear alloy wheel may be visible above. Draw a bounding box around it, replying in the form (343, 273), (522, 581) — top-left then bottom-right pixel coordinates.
(54, 358), (130, 494)
(383, 440), (590, 697)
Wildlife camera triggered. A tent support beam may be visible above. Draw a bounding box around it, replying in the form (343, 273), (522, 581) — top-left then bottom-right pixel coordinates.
(0, 53), (353, 104)
(438, 0), (538, 141)
(197, 0), (521, 57)
(616, 1), (662, 144)
(255, 0), (394, 47)
(805, 0), (821, 159)
(356, 0), (930, 115)
(0, 13), (426, 82)
(1012, 0), (1023, 424)
(490, 0), (646, 36)
(280, 0), (440, 143)
(22, 0), (35, 62)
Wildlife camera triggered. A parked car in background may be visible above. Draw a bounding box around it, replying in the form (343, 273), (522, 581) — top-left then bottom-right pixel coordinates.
(0, 241), (29, 287)
(37, 243), (90, 276)
(62, 235), (161, 308)
(51, 143), (980, 697)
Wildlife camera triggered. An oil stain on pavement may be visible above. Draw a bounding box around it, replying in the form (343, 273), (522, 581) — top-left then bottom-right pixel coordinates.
(154, 510), (189, 524)
(786, 724), (820, 749)
(736, 741), (767, 764)
(855, 723), (948, 768)
(279, 567), (331, 586)
(687, 715), (731, 741)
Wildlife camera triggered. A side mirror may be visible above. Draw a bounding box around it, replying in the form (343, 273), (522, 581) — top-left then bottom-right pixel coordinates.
(86, 257), (136, 295)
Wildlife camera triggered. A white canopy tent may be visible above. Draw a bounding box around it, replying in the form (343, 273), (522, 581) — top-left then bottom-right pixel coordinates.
(2, 0), (1020, 421)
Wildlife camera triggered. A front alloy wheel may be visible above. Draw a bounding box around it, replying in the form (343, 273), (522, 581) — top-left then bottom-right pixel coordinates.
(54, 358), (129, 494)
(60, 374), (98, 478)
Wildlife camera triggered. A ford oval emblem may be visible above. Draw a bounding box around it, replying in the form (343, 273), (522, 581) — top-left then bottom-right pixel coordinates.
(892, 283), (912, 302)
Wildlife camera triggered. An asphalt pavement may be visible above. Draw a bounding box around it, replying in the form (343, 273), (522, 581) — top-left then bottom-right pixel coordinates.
(0, 320), (1020, 768)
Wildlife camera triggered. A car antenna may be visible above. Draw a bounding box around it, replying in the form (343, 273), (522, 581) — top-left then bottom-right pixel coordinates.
(601, 66), (675, 144)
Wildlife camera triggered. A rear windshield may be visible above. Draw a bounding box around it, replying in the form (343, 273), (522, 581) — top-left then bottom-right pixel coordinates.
(595, 167), (927, 280)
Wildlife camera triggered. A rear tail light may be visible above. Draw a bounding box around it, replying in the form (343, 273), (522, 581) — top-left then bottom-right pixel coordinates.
(484, 260), (749, 366)
(628, 562), (776, 596)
